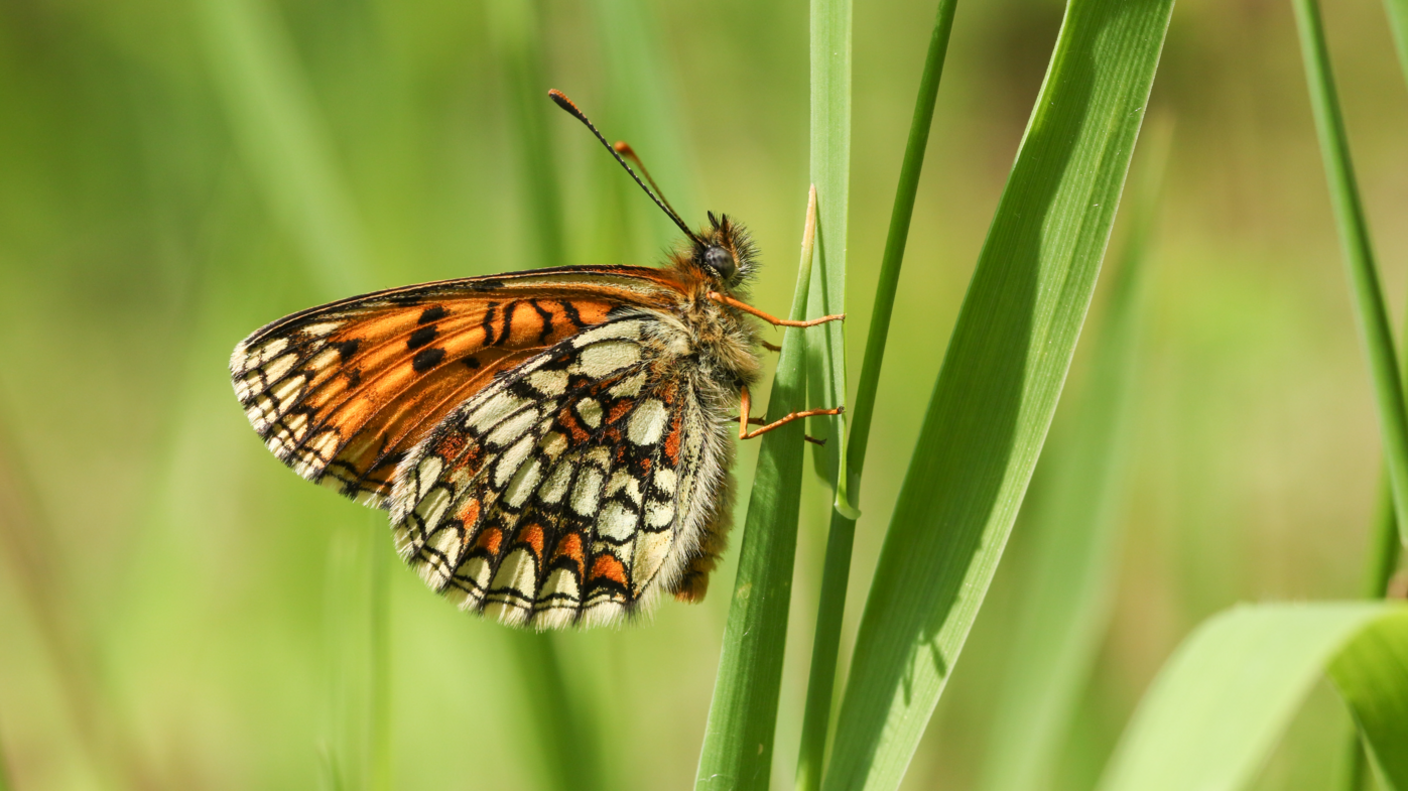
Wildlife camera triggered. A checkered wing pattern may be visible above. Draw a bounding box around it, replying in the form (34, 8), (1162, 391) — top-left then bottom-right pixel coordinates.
(388, 316), (716, 629)
(229, 267), (678, 507)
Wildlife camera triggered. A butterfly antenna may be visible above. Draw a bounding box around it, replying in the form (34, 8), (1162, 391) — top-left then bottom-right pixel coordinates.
(548, 89), (702, 246)
(613, 141), (683, 222)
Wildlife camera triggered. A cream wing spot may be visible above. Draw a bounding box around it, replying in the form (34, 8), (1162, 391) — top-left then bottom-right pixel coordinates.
(301, 321), (343, 337)
(504, 458), (544, 509)
(489, 549), (538, 601)
(571, 468), (603, 517)
(572, 341), (642, 379)
(456, 556), (493, 596)
(576, 399), (603, 429)
(414, 487), (452, 532)
(605, 470), (641, 502)
(539, 568), (581, 604)
(631, 530), (673, 592)
(654, 468), (677, 495)
(492, 433), (538, 489)
(416, 456), (443, 499)
(469, 391), (530, 433)
(486, 406), (542, 448)
(627, 399), (668, 445)
(570, 319), (644, 347)
(645, 500), (674, 529)
(540, 459), (573, 504)
(608, 372), (647, 399)
(597, 501), (638, 542)
(526, 369), (569, 395)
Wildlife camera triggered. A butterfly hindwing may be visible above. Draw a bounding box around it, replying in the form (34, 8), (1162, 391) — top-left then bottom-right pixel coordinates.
(229, 267), (681, 506)
(389, 315), (724, 628)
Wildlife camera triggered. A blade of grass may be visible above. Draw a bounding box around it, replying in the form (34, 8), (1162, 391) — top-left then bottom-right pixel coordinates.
(1094, 603), (1408, 791)
(794, 3), (957, 789)
(507, 632), (604, 791)
(195, 0), (370, 296)
(1295, 2), (1408, 781)
(486, 0), (565, 270)
(820, 1), (1175, 788)
(804, 0), (851, 485)
(1330, 610), (1408, 788)
(369, 524), (392, 791)
(976, 116), (1171, 791)
(1293, 0), (1408, 547)
(1385, 0), (1408, 86)
(695, 187), (821, 791)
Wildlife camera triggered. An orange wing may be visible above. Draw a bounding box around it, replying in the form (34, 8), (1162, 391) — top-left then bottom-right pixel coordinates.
(230, 266), (683, 506)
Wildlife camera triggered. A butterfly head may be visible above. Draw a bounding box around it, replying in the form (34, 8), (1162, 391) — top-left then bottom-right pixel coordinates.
(693, 211), (757, 291)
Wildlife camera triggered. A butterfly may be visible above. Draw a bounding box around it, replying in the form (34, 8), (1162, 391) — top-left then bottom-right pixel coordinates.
(230, 90), (842, 629)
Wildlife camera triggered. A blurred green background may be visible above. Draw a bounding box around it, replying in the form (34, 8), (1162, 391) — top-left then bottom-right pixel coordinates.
(0, 0), (1405, 788)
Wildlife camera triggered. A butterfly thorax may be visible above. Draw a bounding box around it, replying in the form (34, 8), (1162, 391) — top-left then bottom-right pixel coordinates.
(654, 216), (765, 399)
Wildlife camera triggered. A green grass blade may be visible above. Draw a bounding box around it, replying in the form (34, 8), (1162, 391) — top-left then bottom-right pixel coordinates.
(195, 0), (370, 295)
(486, 0), (565, 270)
(1293, 0), (1408, 548)
(696, 190), (821, 791)
(508, 633), (605, 791)
(820, 1), (1175, 788)
(1330, 612), (1408, 788)
(1095, 603), (1408, 791)
(837, 0), (956, 514)
(368, 529), (392, 791)
(795, 3), (957, 789)
(1385, 0), (1408, 86)
(976, 117), (1170, 791)
(804, 0), (850, 487)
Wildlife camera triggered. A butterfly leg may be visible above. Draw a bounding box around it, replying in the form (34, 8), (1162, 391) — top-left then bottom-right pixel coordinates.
(708, 291), (845, 328)
(736, 415), (828, 445)
(759, 340), (783, 353)
(737, 385), (843, 441)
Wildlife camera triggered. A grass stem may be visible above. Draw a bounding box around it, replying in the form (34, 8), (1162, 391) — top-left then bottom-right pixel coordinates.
(510, 634), (603, 791)
(369, 522), (392, 791)
(794, 3), (956, 789)
(695, 188), (820, 791)
(1292, 0), (1408, 547)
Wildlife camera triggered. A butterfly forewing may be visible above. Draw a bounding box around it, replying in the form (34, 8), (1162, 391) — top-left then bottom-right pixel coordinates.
(389, 316), (723, 628)
(229, 267), (680, 506)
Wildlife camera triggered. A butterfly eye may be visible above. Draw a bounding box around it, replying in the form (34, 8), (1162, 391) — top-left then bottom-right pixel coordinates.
(703, 245), (736, 281)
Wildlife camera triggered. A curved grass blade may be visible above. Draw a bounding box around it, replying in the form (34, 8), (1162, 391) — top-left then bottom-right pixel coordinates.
(696, 188), (821, 791)
(1292, 0), (1408, 548)
(820, 1), (1176, 788)
(794, 3), (958, 789)
(975, 117), (1171, 791)
(1095, 603), (1408, 791)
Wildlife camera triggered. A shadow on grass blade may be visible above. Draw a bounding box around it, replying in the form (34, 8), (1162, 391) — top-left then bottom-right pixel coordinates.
(976, 116), (1171, 791)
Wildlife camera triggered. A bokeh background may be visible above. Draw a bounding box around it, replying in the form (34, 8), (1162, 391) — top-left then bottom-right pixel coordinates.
(1, 0), (1406, 788)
